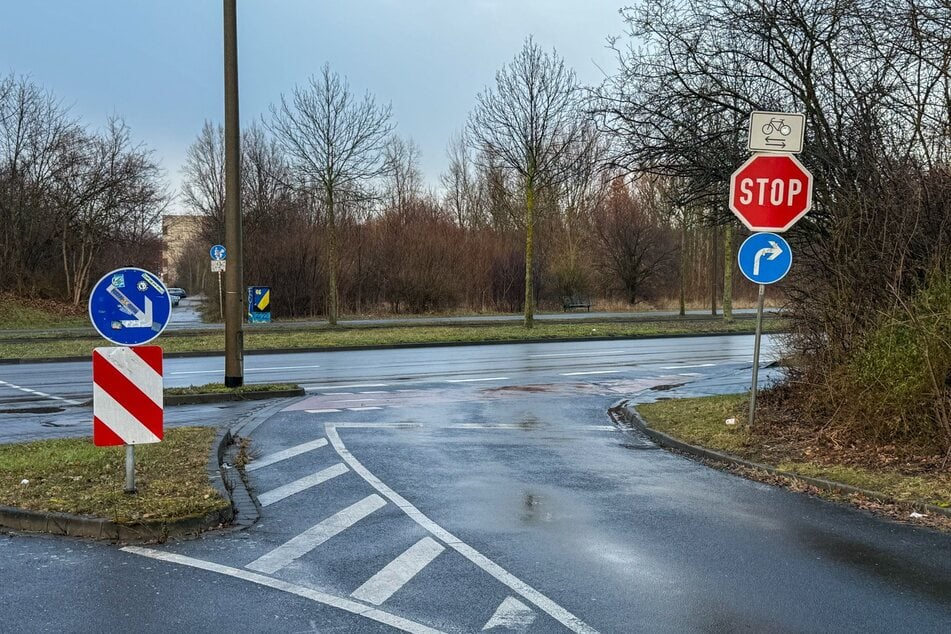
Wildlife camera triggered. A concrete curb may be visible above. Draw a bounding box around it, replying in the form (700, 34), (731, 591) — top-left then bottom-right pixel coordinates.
(0, 404), (279, 542)
(0, 328), (783, 365)
(612, 401), (951, 520)
(165, 387), (304, 406)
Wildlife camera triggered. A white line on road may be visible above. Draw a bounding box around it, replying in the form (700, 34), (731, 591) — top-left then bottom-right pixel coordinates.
(166, 369), (219, 375)
(560, 370), (623, 376)
(258, 463), (349, 507)
(325, 425), (598, 634)
(529, 350), (625, 358)
(483, 596), (537, 631)
(660, 363), (717, 369)
(246, 438), (329, 472)
(331, 398), (380, 403)
(350, 537), (445, 605)
(322, 392), (354, 396)
(246, 494), (387, 574)
(245, 365), (321, 372)
(360, 391), (388, 394)
(0, 380), (83, 406)
(444, 377), (509, 383)
(304, 383), (389, 391)
(122, 547), (443, 634)
(348, 406), (383, 411)
(306, 409), (342, 414)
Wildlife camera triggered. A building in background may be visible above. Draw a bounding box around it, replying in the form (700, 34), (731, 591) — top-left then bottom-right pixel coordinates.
(161, 214), (202, 284)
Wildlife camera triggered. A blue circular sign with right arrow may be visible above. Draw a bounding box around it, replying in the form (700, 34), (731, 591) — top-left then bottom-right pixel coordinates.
(737, 232), (792, 285)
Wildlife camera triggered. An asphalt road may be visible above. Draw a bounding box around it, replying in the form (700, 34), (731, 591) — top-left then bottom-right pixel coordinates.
(1, 335), (949, 633)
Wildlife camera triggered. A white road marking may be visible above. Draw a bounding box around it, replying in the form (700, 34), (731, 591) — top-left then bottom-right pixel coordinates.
(348, 406), (383, 411)
(350, 537), (445, 605)
(560, 370), (623, 376)
(331, 423), (422, 429)
(247, 494), (387, 574)
(482, 596), (537, 631)
(304, 383), (389, 391)
(258, 463), (349, 507)
(331, 398), (380, 403)
(323, 392), (355, 396)
(167, 369), (219, 375)
(660, 363), (717, 369)
(679, 373), (703, 377)
(529, 350), (625, 358)
(121, 547), (444, 634)
(0, 380), (83, 406)
(246, 438), (328, 472)
(445, 377), (509, 383)
(306, 409), (342, 414)
(360, 391), (388, 394)
(325, 425), (598, 634)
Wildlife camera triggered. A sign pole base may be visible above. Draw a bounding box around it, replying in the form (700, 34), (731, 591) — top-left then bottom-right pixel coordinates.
(748, 284), (766, 428)
(124, 444), (136, 494)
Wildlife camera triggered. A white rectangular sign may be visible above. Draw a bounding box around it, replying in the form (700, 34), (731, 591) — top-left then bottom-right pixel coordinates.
(748, 111), (805, 154)
(211, 259), (226, 272)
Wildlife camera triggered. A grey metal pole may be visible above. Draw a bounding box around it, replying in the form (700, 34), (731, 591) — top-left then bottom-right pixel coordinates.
(124, 445), (136, 494)
(218, 270), (223, 321)
(223, 0), (244, 387)
(748, 283), (766, 428)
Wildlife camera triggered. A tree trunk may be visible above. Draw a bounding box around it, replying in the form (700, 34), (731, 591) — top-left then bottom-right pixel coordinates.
(723, 223), (734, 322)
(710, 225), (717, 315)
(326, 185), (339, 326)
(679, 216), (686, 317)
(524, 176), (535, 329)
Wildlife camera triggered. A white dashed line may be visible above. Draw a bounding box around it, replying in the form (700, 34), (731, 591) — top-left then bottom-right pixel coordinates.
(322, 392), (354, 396)
(444, 377), (509, 383)
(304, 383), (389, 391)
(332, 399), (380, 403)
(660, 363), (717, 369)
(246, 494), (387, 574)
(0, 380), (83, 406)
(560, 370), (623, 376)
(529, 350), (625, 358)
(258, 463), (349, 507)
(306, 409), (342, 414)
(351, 537), (445, 605)
(246, 438), (329, 472)
(359, 391), (387, 394)
(122, 547), (442, 634)
(348, 406), (383, 411)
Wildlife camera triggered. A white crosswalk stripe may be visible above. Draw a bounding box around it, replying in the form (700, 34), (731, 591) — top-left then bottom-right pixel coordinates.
(351, 537), (445, 605)
(257, 463), (349, 507)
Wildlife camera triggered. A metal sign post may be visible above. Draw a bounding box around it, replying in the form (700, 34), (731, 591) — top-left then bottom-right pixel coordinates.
(748, 284), (766, 428)
(125, 445), (136, 493)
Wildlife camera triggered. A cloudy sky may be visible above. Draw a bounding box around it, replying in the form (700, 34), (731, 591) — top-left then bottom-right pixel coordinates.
(1, 1), (630, 210)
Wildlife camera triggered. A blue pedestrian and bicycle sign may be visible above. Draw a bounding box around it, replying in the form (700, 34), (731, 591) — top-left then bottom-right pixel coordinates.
(210, 244), (227, 261)
(88, 267), (172, 345)
(737, 232), (792, 285)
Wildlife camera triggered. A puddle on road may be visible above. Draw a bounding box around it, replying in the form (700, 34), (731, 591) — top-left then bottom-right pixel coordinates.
(520, 492), (553, 524)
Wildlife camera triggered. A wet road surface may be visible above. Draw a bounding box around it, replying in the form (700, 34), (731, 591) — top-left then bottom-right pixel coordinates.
(1, 336), (950, 632)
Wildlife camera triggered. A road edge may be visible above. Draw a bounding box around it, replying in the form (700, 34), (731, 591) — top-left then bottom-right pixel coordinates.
(610, 400), (951, 521)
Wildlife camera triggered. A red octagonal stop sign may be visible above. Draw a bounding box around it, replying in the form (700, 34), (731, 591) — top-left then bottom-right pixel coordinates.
(729, 154), (813, 232)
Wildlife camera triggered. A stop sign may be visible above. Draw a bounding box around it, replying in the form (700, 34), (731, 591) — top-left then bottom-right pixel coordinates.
(729, 154), (813, 232)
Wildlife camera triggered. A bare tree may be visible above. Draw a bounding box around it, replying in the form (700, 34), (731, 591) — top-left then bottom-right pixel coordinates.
(468, 38), (584, 328)
(268, 64), (393, 325)
(382, 135), (422, 215)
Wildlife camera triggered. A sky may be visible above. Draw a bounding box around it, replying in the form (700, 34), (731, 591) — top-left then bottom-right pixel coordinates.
(0, 1), (629, 212)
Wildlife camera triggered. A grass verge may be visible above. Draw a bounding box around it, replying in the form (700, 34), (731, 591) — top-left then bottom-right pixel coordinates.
(165, 382), (299, 396)
(0, 427), (227, 523)
(0, 317), (786, 360)
(637, 394), (951, 516)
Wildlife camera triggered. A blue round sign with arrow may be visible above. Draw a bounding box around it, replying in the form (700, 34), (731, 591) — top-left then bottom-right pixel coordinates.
(737, 232), (792, 285)
(88, 267), (173, 345)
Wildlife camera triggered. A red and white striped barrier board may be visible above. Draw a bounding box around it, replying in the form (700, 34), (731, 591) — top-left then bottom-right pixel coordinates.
(92, 346), (163, 447)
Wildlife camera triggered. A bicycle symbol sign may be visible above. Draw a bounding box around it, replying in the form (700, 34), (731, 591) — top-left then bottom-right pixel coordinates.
(748, 111), (805, 154)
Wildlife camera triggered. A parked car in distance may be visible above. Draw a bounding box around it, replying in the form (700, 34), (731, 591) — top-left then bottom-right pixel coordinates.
(167, 287), (187, 299)
(170, 293), (180, 307)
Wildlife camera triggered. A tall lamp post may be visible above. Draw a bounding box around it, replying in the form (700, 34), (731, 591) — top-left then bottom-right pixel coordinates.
(223, 0), (244, 387)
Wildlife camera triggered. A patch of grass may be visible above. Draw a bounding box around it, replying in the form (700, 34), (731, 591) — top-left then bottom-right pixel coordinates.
(0, 317), (787, 360)
(638, 394), (751, 454)
(0, 294), (87, 329)
(636, 394), (951, 510)
(0, 427), (227, 523)
(164, 382), (299, 396)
